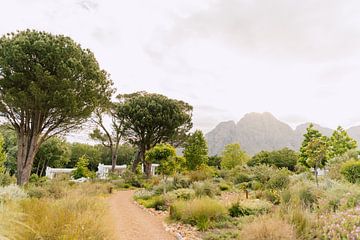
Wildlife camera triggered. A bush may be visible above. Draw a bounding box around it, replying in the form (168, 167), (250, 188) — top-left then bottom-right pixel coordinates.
(170, 198), (226, 231)
(240, 215), (297, 240)
(121, 170), (143, 187)
(340, 160), (360, 183)
(263, 190), (281, 205)
(266, 169), (290, 189)
(173, 174), (191, 188)
(137, 195), (166, 211)
(234, 173), (251, 184)
(166, 188), (195, 201)
(0, 172), (12, 186)
(228, 202), (250, 217)
(134, 189), (155, 201)
(192, 181), (219, 197)
(0, 185), (27, 202)
(189, 165), (215, 182)
(219, 182), (231, 191)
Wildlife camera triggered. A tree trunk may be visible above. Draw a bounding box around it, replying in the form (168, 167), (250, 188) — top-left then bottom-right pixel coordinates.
(111, 143), (120, 172)
(314, 165), (319, 187)
(144, 161), (152, 178)
(132, 150), (143, 172)
(16, 133), (40, 185)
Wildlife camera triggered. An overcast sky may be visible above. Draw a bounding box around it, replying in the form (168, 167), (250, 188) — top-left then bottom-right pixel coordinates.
(2, 0), (360, 135)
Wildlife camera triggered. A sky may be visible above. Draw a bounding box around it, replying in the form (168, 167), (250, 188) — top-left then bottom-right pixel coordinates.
(2, 0), (360, 138)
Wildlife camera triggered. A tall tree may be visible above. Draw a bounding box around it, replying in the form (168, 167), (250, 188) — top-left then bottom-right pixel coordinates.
(183, 130), (208, 170)
(90, 104), (123, 172)
(221, 143), (249, 169)
(33, 137), (70, 176)
(299, 124), (323, 167)
(116, 92), (192, 176)
(0, 30), (113, 184)
(145, 143), (184, 193)
(328, 126), (357, 159)
(305, 137), (328, 187)
(0, 134), (6, 174)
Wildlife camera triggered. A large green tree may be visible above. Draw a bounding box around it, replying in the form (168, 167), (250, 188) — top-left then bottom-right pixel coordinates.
(90, 104), (123, 172)
(183, 130), (208, 170)
(33, 137), (70, 176)
(0, 30), (113, 184)
(299, 124), (324, 167)
(221, 143), (249, 169)
(305, 137), (328, 187)
(116, 92), (192, 176)
(145, 143), (184, 193)
(328, 126), (357, 159)
(247, 148), (299, 171)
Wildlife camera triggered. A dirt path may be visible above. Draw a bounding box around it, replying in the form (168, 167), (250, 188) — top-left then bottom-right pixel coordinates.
(108, 190), (176, 240)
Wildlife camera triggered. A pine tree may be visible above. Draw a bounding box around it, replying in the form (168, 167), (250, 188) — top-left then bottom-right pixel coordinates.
(183, 130), (208, 170)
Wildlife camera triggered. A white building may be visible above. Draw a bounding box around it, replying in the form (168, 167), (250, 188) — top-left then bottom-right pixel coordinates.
(96, 163), (127, 179)
(45, 167), (76, 179)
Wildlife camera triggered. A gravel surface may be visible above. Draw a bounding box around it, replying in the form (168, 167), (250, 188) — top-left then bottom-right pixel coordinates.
(108, 190), (176, 240)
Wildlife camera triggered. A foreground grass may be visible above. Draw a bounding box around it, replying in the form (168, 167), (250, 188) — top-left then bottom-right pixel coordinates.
(0, 181), (114, 240)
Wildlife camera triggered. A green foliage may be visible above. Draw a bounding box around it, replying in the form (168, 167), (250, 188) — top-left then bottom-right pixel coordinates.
(121, 169), (143, 187)
(0, 124), (17, 174)
(146, 144), (184, 182)
(184, 130), (208, 170)
(192, 181), (220, 197)
(228, 199), (272, 217)
(68, 143), (103, 171)
(266, 168), (290, 190)
(72, 156), (93, 179)
(170, 198), (226, 231)
(299, 124), (327, 167)
(0, 30), (113, 184)
(208, 155), (222, 169)
(340, 160), (360, 183)
(328, 126), (357, 159)
(0, 134), (6, 174)
(33, 137), (70, 176)
(115, 91), (193, 172)
(221, 143), (249, 169)
(305, 137), (329, 186)
(188, 165), (215, 182)
(248, 148), (298, 171)
(137, 195), (167, 211)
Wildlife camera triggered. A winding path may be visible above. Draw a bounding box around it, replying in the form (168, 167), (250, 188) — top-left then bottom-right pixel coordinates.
(108, 190), (176, 240)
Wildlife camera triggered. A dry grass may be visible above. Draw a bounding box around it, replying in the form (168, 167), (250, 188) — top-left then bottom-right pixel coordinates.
(240, 215), (297, 240)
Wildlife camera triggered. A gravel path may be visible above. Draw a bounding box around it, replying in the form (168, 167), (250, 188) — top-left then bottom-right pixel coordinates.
(108, 190), (176, 240)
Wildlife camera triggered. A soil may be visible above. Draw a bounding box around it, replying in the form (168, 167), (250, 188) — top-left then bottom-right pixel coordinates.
(108, 190), (176, 240)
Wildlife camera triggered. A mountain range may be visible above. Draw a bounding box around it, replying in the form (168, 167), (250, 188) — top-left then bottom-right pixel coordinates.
(205, 112), (360, 156)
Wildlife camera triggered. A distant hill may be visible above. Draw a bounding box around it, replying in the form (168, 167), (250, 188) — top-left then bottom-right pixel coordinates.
(205, 112), (357, 156)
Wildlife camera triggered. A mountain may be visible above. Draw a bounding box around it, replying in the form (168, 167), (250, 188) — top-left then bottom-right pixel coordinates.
(205, 112), (356, 156)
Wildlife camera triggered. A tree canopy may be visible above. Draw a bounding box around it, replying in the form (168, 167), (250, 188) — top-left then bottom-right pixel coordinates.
(247, 148), (299, 171)
(328, 126), (357, 159)
(183, 130), (208, 170)
(299, 124), (324, 168)
(0, 30), (113, 184)
(221, 143), (249, 169)
(116, 91), (192, 176)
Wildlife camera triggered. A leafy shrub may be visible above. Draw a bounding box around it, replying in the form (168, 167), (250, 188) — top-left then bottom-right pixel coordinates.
(72, 155), (94, 179)
(234, 173), (251, 184)
(188, 165), (215, 182)
(340, 160), (360, 183)
(240, 215), (297, 240)
(228, 202), (250, 217)
(138, 195), (166, 211)
(192, 181), (219, 197)
(166, 188), (195, 201)
(173, 174), (191, 188)
(219, 182), (231, 191)
(248, 148), (298, 171)
(0, 185), (27, 202)
(266, 169), (290, 189)
(263, 190), (281, 205)
(170, 198), (226, 231)
(153, 181), (175, 195)
(121, 170), (143, 187)
(134, 189), (155, 201)
(0, 172), (12, 186)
